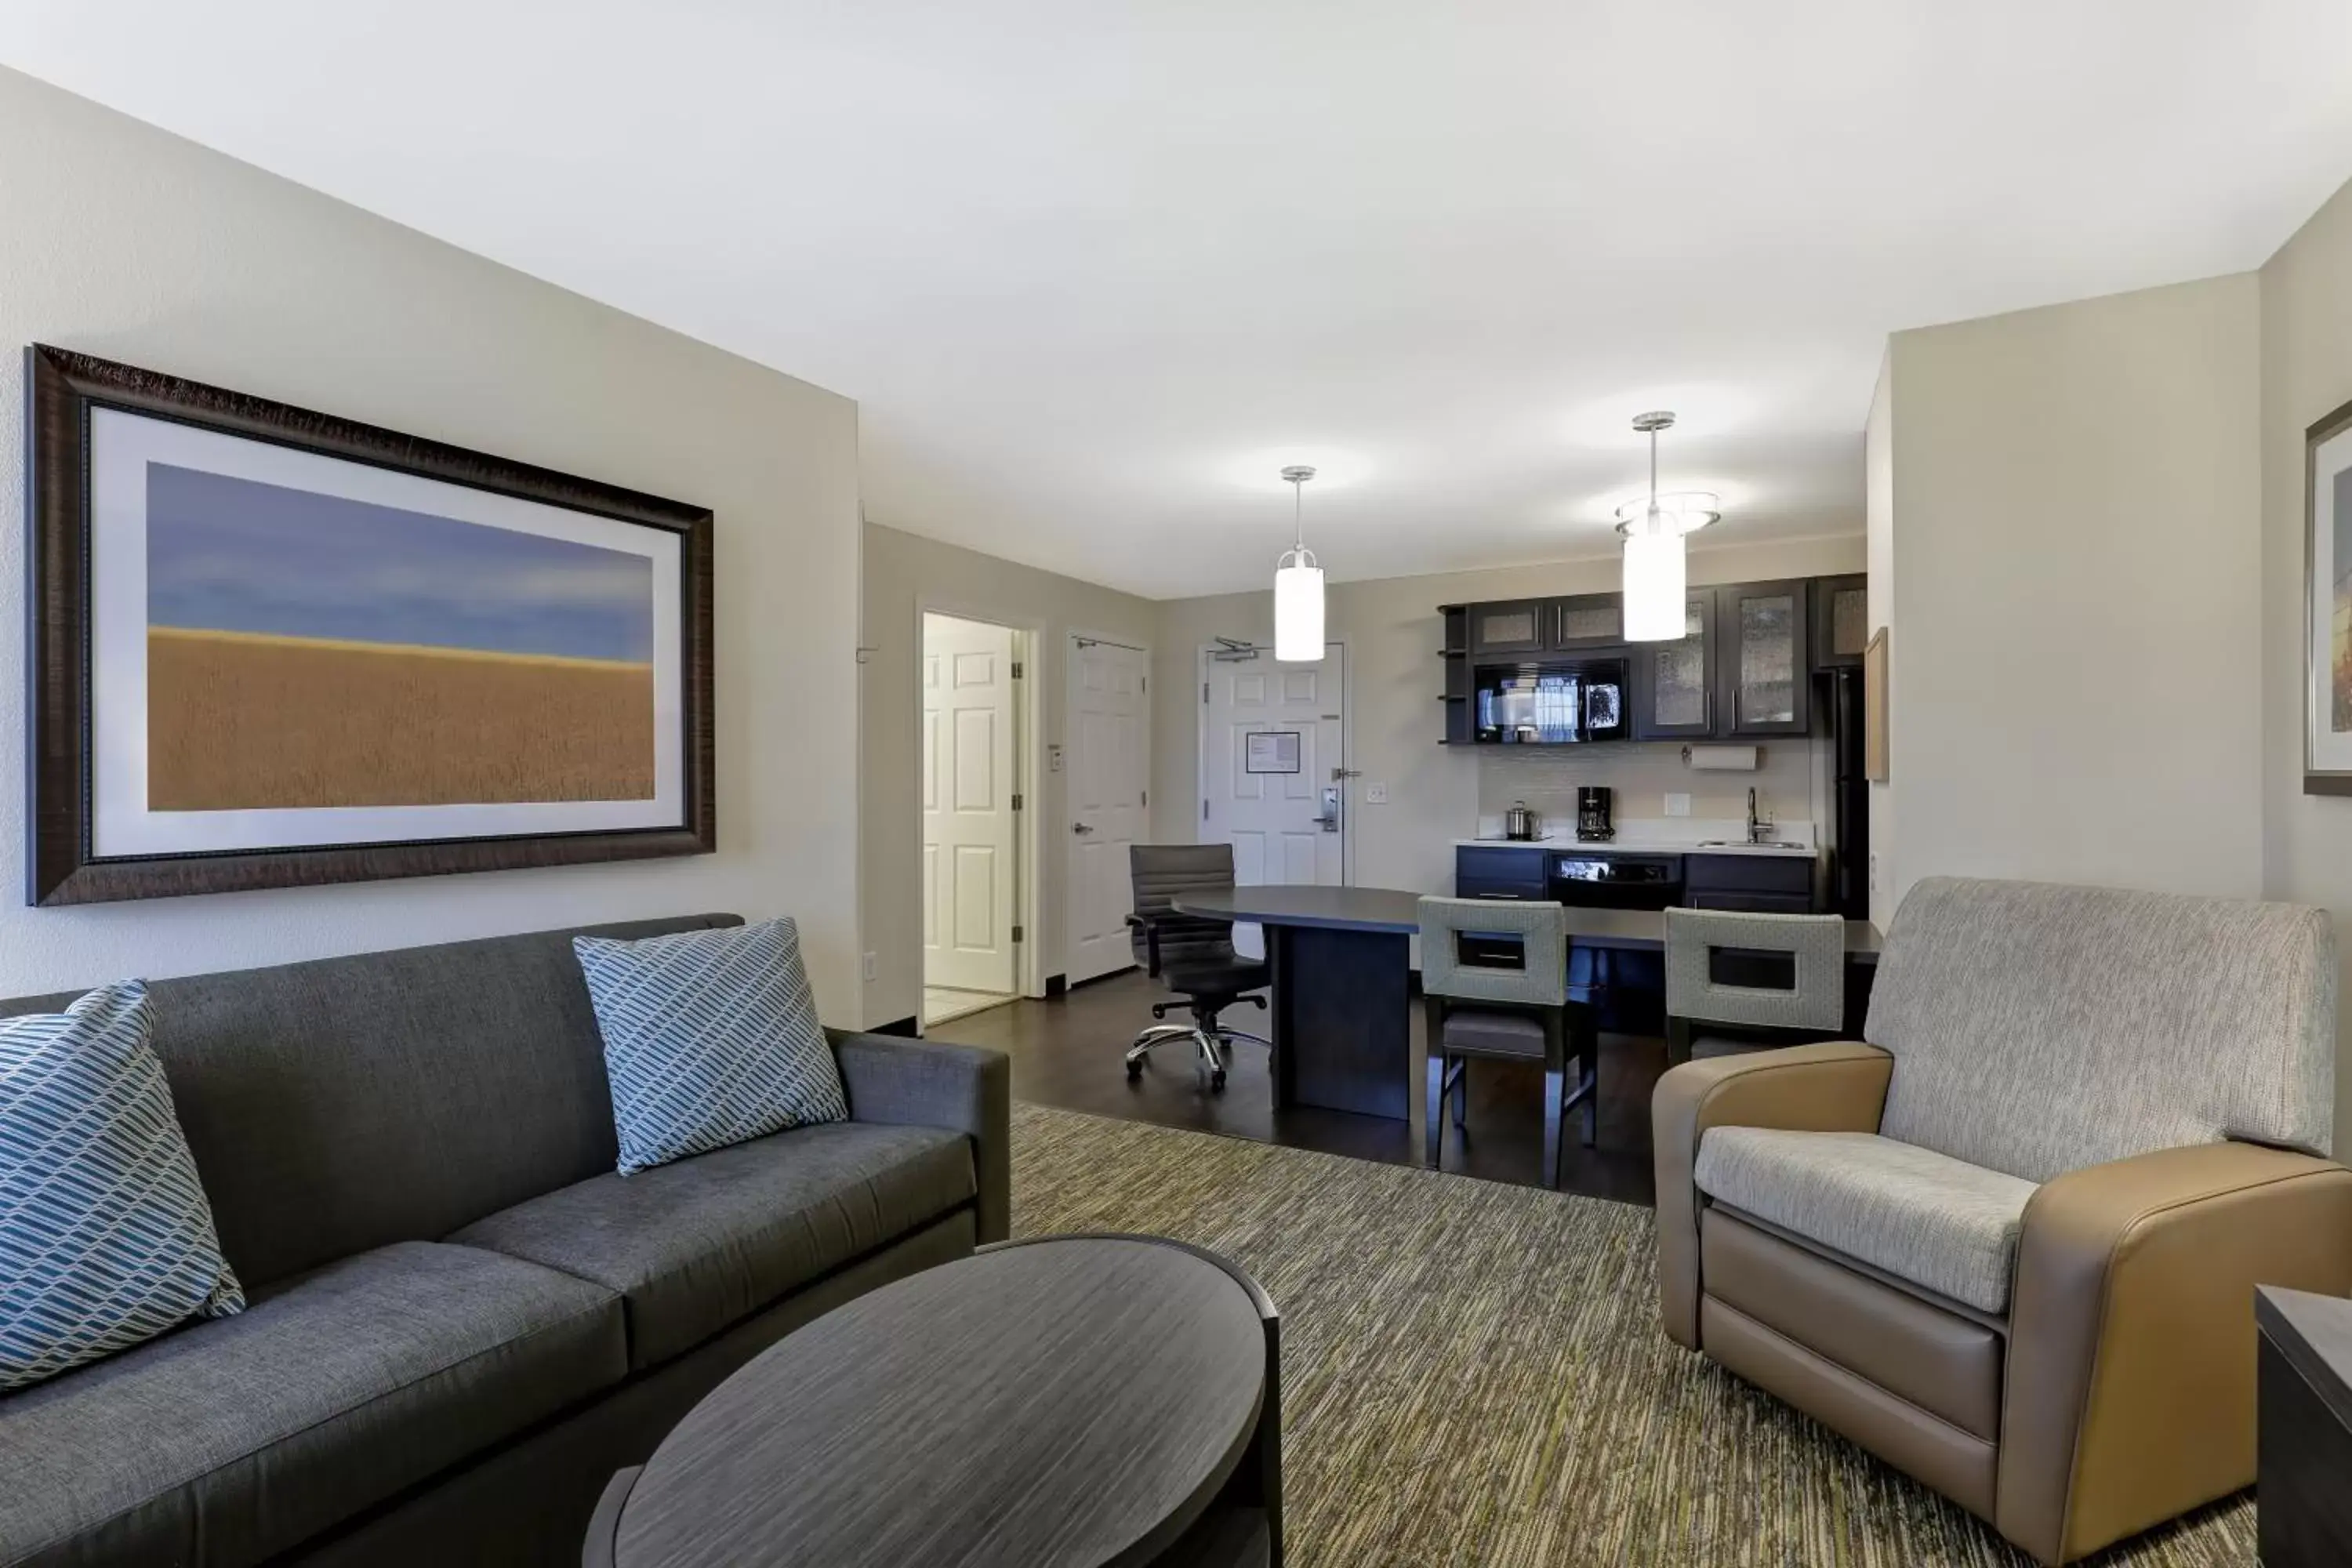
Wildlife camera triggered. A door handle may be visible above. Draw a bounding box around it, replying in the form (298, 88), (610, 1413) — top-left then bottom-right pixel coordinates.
(1315, 785), (1341, 833)
(1072, 822), (1095, 836)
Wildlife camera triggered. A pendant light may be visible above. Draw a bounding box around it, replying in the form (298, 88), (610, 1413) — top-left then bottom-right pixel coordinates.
(1616, 412), (1719, 642)
(1274, 465), (1325, 662)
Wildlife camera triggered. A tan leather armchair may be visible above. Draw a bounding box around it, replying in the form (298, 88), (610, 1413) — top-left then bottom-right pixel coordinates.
(1653, 878), (2352, 1565)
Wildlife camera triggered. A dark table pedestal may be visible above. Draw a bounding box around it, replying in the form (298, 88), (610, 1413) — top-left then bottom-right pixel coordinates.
(2259, 1286), (2352, 1566)
(1268, 924), (1410, 1120)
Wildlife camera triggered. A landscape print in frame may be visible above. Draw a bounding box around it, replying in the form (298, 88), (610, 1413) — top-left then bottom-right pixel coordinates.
(25, 346), (715, 904)
(2307, 394), (2352, 794)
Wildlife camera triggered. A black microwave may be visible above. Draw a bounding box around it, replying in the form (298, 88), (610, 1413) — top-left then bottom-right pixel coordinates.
(1473, 659), (1628, 745)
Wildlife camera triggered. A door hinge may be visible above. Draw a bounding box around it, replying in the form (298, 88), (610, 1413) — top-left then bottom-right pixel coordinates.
(1203, 800), (1210, 822)
(1141, 789), (1147, 807)
(1011, 661), (1024, 679)
(1203, 681), (1210, 703)
(1141, 675), (1146, 692)
(1011, 793), (1023, 811)
(1011, 924), (1025, 943)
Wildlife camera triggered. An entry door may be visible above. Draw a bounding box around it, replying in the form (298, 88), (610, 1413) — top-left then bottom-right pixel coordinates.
(1201, 644), (1346, 900)
(922, 615), (1018, 995)
(1065, 636), (1151, 985)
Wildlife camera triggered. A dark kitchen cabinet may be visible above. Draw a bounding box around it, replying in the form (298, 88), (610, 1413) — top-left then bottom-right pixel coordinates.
(1812, 574), (1869, 670)
(1467, 600), (1549, 658)
(1683, 852), (1817, 913)
(1629, 591), (1715, 740)
(1715, 579), (1811, 737)
(1455, 845), (1548, 901)
(1551, 593), (1626, 650)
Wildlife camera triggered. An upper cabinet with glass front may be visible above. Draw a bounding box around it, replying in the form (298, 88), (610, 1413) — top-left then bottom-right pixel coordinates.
(1811, 574), (1869, 670)
(1714, 579), (1811, 736)
(1465, 599), (1549, 658)
(1630, 592), (1715, 739)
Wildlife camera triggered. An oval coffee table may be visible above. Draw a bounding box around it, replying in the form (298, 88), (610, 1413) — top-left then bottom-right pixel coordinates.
(590, 1234), (1283, 1568)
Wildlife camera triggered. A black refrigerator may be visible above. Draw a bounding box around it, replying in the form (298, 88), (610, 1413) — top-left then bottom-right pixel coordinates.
(1824, 667), (1870, 920)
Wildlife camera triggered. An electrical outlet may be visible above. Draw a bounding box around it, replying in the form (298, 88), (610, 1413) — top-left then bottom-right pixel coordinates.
(1664, 793), (1691, 818)
(1365, 782), (1388, 804)
(862, 952), (878, 982)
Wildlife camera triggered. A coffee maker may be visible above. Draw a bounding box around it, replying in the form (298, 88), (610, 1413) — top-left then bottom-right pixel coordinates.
(1575, 786), (1614, 842)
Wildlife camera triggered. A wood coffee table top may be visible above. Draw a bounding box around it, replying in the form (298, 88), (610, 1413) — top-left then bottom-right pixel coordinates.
(613, 1236), (1273, 1568)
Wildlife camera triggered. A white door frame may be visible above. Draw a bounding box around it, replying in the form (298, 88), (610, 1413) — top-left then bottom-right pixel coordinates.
(911, 597), (1044, 1003)
(1195, 640), (1354, 884)
(1064, 628), (1152, 985)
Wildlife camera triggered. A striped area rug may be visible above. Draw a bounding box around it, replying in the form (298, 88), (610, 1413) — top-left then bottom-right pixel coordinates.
(1008, 1103), (2255, 1568)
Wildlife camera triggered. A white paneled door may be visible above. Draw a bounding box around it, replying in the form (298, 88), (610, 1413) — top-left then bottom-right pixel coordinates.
(1200, 646), (1345, 956)
(1065, 634), (1151, 985)
(922, 614), (1018, 995)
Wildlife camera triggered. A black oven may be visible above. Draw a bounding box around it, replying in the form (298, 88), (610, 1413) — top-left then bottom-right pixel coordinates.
(1473, 658), (1628, 744)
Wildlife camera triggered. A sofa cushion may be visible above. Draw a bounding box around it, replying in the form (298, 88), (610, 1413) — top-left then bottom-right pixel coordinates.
(0, 1240), (623, 1568)
(574, 918), (849, 1175)
(448, 1121), (975, 1370)
(1694, 1127), (2038, 1313)
(2, 982), (243, 1392)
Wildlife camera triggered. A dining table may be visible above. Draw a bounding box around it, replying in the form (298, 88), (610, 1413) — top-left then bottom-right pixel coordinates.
(1170, 884), (1882, 1122)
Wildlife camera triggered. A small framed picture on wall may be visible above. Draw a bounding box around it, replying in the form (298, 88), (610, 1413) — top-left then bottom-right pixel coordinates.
(24, 346), (717, 904)
(2305, 394), (2352, 794)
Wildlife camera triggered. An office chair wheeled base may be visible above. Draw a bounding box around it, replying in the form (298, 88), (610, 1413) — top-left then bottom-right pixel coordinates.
(1125, 1021), (1272, 1092)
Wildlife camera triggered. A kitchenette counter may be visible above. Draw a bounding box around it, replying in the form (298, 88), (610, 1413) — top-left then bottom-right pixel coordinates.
(1454, 830), (1817, 859)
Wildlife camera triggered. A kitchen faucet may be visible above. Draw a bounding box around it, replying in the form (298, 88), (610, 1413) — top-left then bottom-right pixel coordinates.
(1747, 787), (1775, 846)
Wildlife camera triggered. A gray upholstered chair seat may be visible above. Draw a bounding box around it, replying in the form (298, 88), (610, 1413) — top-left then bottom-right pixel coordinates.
(448, 1121), (975, 1370)
(1694, 1127), (2038, 1313)
(0, 1241), (622, 1568)
(1440, 1007), (1549, 1058)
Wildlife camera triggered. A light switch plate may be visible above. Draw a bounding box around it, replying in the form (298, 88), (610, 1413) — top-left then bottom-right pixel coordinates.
(862, 953), (878, 982)
(1365, 782), (1388, 804)
(1664, 793), (1691, 817)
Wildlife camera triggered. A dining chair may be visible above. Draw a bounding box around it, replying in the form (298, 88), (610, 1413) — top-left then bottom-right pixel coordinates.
(1661, 906), (1846, 1065)
(1417, 895), (1595, 1189)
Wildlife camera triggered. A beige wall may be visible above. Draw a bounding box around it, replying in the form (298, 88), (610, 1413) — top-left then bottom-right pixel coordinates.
(1879, 274), (2265, 906)
(860, 523), (1156, 1028)
(0, 71), (866, 1012)
(2260, 172), (2352, 1141)
(1151, 535), (1866, 905)
(1864, 356), (1897, 926)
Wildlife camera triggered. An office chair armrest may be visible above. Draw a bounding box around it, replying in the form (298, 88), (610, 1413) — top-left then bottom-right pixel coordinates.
(1125, 909), (1233, 978)
(1997, 1142), (2352, 1564)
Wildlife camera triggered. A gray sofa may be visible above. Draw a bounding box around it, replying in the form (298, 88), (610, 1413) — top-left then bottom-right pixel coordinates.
(0, 913), (1010, 1568)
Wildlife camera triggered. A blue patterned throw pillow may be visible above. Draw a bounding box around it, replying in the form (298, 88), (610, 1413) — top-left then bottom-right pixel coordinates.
(574, 919), (849, 1175)
(0, 981), (243, 1391)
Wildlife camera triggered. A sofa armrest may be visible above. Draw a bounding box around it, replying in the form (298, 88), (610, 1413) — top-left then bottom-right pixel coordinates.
(1995, 1142), (2352, 1564)
(1651, 1042), (1893, 1348)
(828, 1029), (1012, 1244)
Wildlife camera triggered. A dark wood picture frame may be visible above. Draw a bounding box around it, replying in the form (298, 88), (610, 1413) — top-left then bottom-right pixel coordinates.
(2305, 393), (2352, 796)
(25, 344), (717, 905)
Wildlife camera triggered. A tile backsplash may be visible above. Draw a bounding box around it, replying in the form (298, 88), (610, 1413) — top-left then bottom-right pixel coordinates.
(1478, 740), (1821, 825)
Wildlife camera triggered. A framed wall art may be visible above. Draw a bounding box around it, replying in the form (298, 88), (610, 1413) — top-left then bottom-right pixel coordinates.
(25, 345), (716, 904)
(2307, 394), (2352, 794)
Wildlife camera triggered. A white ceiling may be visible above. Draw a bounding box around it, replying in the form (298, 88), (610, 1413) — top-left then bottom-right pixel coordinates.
(7, 3), (2351, 598)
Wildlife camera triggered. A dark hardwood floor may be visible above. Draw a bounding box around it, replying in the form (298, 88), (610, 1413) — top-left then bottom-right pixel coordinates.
(925, 968), (1664, 1205)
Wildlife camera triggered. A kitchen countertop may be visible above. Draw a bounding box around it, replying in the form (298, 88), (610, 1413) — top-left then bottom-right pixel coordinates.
(1453, 829), (1818, 859)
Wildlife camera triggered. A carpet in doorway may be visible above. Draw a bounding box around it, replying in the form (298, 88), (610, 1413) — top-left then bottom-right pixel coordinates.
(1007, 1102), (2254, 1568)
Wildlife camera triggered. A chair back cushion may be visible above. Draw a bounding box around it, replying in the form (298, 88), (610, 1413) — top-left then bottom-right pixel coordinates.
(1664, 908), (1846, 1032)
(1417, 897), (1567, 1007)
(1127, 844), (1241, 968)
(0, 913), (740, 1290)
(1867, 877), (2336, 1181)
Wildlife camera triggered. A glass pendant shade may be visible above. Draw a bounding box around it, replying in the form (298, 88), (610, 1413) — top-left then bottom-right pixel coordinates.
(1621, 523), (1686, 641)
(1274, 554), (1325, 661)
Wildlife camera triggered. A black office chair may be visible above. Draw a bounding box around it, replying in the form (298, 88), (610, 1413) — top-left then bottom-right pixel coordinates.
(1123, 844), (1269, 1091)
